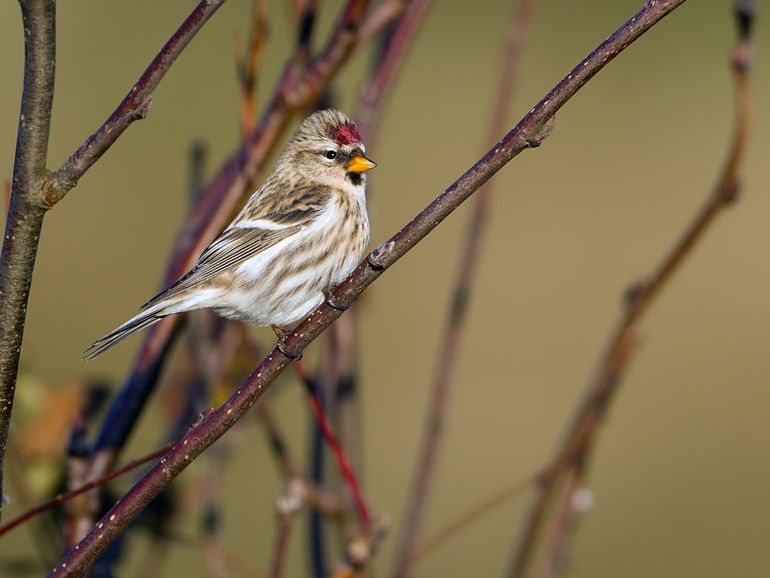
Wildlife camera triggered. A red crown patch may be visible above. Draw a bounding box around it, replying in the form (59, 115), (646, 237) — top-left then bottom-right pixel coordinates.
(332, 122), (361, 146)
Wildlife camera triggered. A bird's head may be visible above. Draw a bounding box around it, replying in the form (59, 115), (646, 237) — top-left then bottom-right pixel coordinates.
(279, 109), (377, 190)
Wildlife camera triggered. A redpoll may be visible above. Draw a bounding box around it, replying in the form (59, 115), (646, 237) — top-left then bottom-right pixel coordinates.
(85, 109), (375, 360)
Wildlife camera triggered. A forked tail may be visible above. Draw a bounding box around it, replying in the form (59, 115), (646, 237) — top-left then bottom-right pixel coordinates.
(83, 306), (166, 360)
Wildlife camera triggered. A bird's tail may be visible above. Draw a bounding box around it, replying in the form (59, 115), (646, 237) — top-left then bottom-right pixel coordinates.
(83, 304), (167, 361)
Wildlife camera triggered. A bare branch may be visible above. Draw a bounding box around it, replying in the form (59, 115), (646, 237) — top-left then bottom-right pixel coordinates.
(49, 0), (229, 203)
(0, 0), (56, 523)
(47, 2), (687, 574)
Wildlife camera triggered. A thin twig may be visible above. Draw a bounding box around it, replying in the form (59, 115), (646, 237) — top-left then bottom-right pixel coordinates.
(505, 3), (754, 576)
(256, 398), (342, 516)
(269, 479), (306, 578)
(293, 360), (372, 529)
(49, 2), (687, 574)
(411, 471), (541, 563)
(357, 0), (406, 46)
(390, 2), (537, 576)
(328, 521), (389, 578)
(236, 0), (269, 137)
(355, 0), (432, 147)
(0, 442), (175, 538)
(0, 0), (56, 523)
(49, 0), (229, 202)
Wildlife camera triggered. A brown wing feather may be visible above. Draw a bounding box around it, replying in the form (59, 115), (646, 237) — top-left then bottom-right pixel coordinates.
(144, 186), (332, 307)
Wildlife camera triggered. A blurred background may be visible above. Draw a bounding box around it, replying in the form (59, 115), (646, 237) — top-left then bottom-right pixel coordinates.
(1, 0), (769, 576)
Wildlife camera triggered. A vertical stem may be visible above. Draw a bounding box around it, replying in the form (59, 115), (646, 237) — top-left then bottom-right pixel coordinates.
(0, 0), (56, 521)
(391, 1), (538, 575)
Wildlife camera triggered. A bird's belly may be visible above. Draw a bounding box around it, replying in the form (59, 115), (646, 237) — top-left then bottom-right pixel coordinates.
(213, 283), (324, 327)
(211, 202), (369, 327)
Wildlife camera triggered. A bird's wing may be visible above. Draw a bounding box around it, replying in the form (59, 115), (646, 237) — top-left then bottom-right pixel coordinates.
(144, 185), (333, 307)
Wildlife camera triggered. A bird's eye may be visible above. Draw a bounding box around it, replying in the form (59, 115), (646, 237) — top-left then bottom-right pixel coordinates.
(325, 150), (337, 160)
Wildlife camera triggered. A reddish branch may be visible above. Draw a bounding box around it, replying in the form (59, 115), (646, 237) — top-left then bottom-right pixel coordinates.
(293, 360), (371, 529)
(505, 3), (753, 576)
(390, 2), (538, 576)
(411, 470), (541, 563)
(48, 2), (687, 575)
(0, 441), (175, 538)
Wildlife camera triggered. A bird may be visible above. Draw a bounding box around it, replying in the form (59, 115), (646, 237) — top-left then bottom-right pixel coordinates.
(84, 109), (375, 360)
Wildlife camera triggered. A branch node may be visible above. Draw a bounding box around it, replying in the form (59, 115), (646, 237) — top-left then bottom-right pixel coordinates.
(135, 97), (153, 120)
(38, 172), (60, 210)
(367, 240), (394, 270)
(526, 115), (557, 149)
(734, 0), (755, 42)
(723, 177), (741, 205)
(623, 280), (646, 307)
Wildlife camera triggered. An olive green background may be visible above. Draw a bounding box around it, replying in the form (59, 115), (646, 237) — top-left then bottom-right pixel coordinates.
(1, 1), (769, 576)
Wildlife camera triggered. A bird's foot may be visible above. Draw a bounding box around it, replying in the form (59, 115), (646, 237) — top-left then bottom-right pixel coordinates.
(324, 288), (349, 312)
(272, 325), (302, 360)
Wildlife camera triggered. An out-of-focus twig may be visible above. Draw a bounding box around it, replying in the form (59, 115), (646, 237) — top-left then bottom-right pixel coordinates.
(236, 0), (269, 137)
(292, 360), (372, 529)
(357, 0), (406, 45)
(355, 0), (432, 146)
(506, 3), (754, 576)
(49, 2), (687, 574)
(411, 470), (541, 563)
(0, 441), (175, 538)
(390, 2), (538, 576)
(269, 479), (306, 578)
(328, 521), (389, 578)
(256, 397), (342, 516)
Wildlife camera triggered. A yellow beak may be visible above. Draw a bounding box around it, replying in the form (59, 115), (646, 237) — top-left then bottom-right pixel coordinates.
(345, 155), (377, 174)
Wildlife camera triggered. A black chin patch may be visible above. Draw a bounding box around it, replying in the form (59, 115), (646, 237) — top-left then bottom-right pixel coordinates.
(347, 172), (362, 186)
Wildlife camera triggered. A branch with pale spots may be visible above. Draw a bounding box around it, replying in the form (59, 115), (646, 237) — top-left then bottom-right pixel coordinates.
(48, 2), (687, 575)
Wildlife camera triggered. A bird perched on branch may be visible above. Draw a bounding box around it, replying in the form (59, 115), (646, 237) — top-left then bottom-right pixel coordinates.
(85, 109), (375, 360)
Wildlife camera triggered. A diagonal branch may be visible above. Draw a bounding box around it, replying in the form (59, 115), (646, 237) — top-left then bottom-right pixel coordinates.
(0, 0), (56, 522)
(48, 0), (229, 204)
(47, 1), (687, 574)
(505, 2), (754, 576)
(390, 2), (538, 576)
